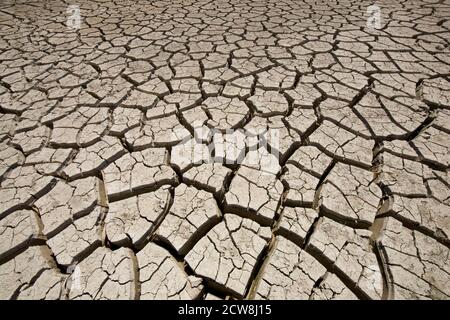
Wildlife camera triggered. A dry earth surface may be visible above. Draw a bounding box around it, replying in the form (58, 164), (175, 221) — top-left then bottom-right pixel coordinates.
(0, 0), (450, 300)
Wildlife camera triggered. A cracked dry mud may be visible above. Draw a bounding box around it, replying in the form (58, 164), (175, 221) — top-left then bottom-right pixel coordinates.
(0, 0), (449, 301)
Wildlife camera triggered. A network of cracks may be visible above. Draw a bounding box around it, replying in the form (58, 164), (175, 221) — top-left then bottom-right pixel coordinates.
(0, 0), (450, 300)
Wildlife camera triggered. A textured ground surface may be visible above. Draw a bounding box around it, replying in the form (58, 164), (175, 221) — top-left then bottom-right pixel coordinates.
(0, 0), (450, 300)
